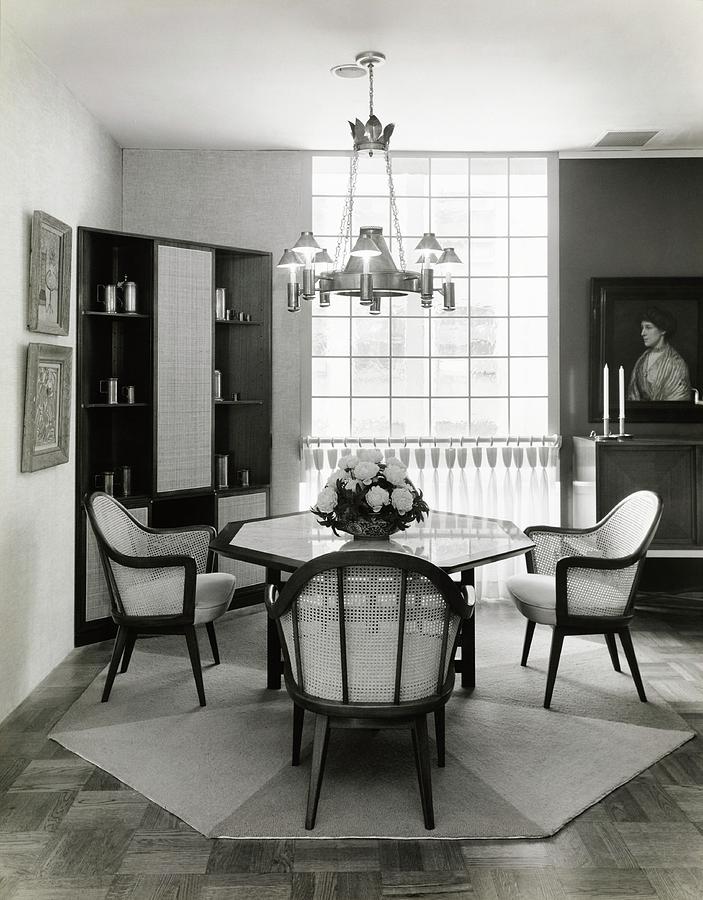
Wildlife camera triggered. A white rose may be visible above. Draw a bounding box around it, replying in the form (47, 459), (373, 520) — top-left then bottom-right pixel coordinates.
(340, 454), (359, 470)
(383, 454), (401, 467)
(384, 464), (409, 486)
(365, 485), (390, 512)
(367, 448), (384, 464)
(391, 487), (414, 513)
(315, 487), (337, 514)
(325, 469), (345, 487)
(354, 461), (380, 483)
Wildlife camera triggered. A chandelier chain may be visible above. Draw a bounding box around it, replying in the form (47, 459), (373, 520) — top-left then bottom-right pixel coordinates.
(368, 63), (374, 117)
(334, 152), (359, 271)
(386, 152), (406, 272)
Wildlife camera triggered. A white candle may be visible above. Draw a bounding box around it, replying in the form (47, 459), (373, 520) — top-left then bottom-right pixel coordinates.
(618, 366), (625, 422)
(603, 363), (609, 419)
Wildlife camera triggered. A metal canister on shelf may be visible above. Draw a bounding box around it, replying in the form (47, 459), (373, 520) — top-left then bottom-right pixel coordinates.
(237, 468), (250, 487)
(215, 288), (226, 320)
(96, 284), (117, 312)
(99, 377), (118, 404)
(121, 384), (135, 404)
(215, 453), (229, 489)
(95, 471), (115, 495)
(121, 280), (137, 313)
(116, 465), (132, 497)
(213, 370), (222, 400)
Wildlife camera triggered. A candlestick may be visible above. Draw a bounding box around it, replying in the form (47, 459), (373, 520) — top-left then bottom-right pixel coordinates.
(618, 366), (625, 424)
(603, 363), (609, 426)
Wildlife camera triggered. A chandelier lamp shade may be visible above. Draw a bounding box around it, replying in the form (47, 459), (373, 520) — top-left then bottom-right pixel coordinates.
(278, 51), (460, 315)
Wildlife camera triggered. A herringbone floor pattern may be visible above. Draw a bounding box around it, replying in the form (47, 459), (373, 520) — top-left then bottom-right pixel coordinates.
(0, 601), (701, 899)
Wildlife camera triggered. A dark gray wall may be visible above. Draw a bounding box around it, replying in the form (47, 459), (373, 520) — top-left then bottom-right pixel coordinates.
(559, 158), (703, 520)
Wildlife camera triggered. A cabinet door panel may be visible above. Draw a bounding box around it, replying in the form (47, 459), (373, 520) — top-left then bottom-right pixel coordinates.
(156, 245), (212, 493)
(217, 492), (268, 589)
(597, 446), (696, 546)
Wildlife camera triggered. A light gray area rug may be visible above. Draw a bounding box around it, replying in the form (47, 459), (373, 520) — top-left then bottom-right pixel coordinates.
(50, 605), (693, 839)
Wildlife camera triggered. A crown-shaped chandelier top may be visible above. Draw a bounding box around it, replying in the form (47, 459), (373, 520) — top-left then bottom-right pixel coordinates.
(348, 52), (395, 154)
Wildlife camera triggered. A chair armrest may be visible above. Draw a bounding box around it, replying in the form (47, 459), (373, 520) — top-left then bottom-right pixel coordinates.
(456, 583), (476, 619)
(99, 545), (198, 619)
(264, 583), (281, 618)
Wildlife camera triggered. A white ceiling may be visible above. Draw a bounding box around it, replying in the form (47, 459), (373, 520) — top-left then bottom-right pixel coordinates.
(5, 0), (703, 152)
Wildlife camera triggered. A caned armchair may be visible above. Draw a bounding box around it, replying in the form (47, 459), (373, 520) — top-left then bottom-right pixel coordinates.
(265, 550), (475, 830)
(507, 490), (662, 709)
(86, 492), (236, 706)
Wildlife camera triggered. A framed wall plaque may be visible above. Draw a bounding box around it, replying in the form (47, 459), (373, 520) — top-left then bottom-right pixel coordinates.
(21, 343), (73, 472)
(28, 210), (72, 336)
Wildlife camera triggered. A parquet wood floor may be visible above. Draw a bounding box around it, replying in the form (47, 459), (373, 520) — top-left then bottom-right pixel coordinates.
(0, 603), (701, 899)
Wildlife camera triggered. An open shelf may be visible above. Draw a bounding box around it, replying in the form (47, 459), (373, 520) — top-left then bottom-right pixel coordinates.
(83, 311), (150, 319)
(214, 400), (263, 406)
(83, 402), (150, 409)
(215, 319), (262, 326)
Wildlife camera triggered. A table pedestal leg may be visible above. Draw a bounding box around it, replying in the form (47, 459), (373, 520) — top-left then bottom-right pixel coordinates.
(266, 568), (284, 690)
(459, 569), (476, 690)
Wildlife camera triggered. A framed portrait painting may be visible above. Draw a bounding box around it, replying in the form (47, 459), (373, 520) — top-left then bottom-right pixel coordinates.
(28, 210), (72, 336)
(21, 343), (73, 472)
(589, 277), (703, 423)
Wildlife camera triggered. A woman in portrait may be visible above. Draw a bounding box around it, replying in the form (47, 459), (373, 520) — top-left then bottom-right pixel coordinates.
(627, 306), (691, 401)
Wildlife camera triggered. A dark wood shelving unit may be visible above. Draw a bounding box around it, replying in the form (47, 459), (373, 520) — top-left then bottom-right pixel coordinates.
(75, 226), (272, 646)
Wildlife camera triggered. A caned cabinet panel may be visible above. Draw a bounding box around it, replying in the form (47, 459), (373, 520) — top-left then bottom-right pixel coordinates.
(84, 506), (149, 622)
(595, 444), (699, 547)
(156, 245), (212, 493)
(217, 492), (268, 588)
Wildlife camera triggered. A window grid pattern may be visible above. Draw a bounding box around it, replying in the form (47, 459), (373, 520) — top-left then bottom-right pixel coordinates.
(311, 156), (549, 438)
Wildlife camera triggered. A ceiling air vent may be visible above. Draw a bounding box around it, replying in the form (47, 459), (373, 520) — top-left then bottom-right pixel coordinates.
(593, 131), (659, 148)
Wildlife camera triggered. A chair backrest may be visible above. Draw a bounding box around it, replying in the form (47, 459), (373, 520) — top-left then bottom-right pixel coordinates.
(86, 492), (189, 619)
(564, 490), (662, 619)
(595, 490), (662, 557)
(270, 551), (469, 708)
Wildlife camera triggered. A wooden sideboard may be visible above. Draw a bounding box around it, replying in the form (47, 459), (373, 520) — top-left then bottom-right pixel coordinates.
(573, 436), (703, 604)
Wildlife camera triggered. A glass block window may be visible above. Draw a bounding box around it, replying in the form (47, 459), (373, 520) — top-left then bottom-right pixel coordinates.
(311, 155), (551, 437)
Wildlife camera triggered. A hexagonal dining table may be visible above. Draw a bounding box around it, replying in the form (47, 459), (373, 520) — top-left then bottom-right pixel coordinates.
(210, 509), (534, 690)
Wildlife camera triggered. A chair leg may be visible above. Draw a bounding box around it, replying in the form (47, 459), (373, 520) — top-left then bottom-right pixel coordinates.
(412, 714), (435, 830)
(184, 627), (206, 707)
(102, 626), (128, 702)
(120, 630), (137, 674)
(544, 628), (565, 709)
(292, 703), (304, 766)
(205, 622), (220, 665)
(604, 633), (621, 672)
(521, 620), (536, 667)
(619, 627), (648, 703)
(305, 714), (330, 830)
(434, 705), (446, 768)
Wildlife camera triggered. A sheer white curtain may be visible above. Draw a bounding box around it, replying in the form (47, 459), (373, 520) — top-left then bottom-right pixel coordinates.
(299, 437), (561, 599)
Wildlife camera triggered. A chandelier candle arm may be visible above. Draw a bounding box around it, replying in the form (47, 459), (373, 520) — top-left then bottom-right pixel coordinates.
(437, 247), (462, 311)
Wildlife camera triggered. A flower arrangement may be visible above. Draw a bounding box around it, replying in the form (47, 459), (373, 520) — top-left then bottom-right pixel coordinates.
(311, 449), (429, 537)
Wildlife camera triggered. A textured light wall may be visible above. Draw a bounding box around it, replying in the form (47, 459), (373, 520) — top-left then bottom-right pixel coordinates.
(0, 21), (122, 723)
(122, 149), (310, 514)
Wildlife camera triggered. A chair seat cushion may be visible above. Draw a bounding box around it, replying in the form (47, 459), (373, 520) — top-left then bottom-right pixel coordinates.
(194, 573), (236, 624)
(506, 574), (557, 625)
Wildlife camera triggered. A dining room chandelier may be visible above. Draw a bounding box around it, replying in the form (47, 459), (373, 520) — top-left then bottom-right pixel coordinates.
(279, 51), (461, 316)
